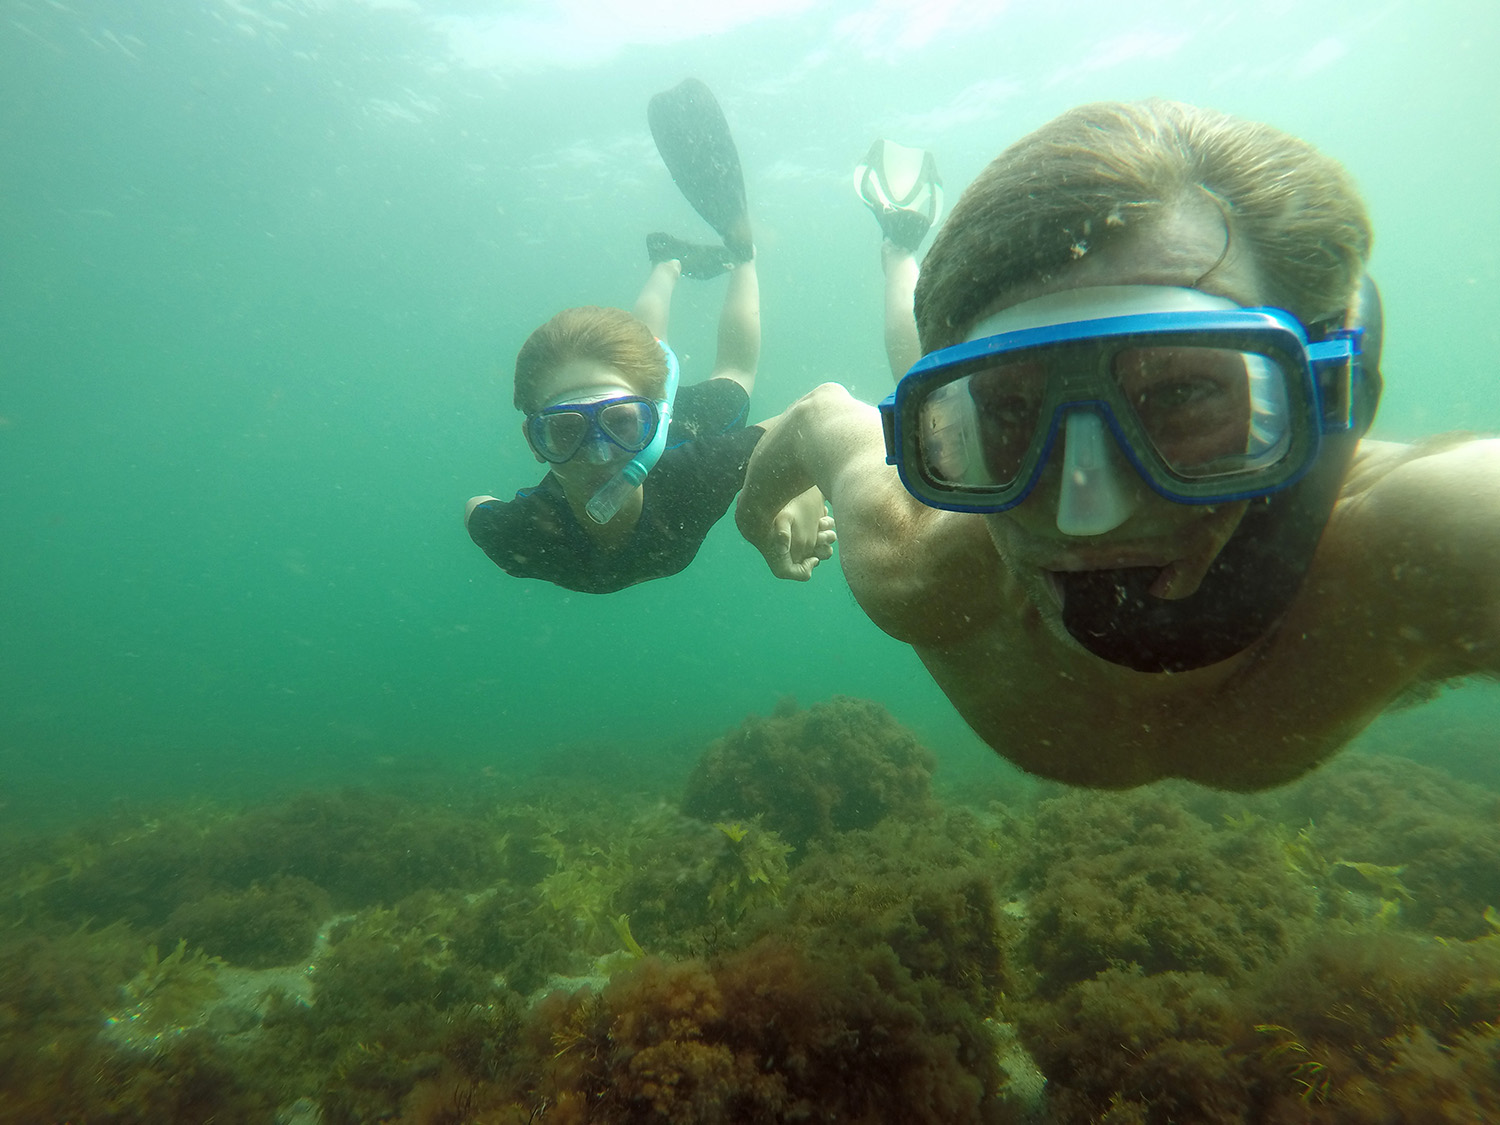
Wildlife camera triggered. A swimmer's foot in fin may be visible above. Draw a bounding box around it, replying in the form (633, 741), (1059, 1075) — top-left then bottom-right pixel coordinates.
(646, 232), (738, 280)
(648, 78), (754, 262)
(855, 138), (944, 253)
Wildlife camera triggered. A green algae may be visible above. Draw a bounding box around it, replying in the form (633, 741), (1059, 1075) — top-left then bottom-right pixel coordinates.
(1, 698), (1499, 1122)
(107, 939), (226, 1046)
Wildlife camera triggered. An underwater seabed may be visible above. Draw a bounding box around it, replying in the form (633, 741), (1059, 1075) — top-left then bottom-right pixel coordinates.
(2, 696), (1498, 1124)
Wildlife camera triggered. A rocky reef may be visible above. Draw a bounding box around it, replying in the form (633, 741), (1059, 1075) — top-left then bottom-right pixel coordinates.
(1, 697), (1497, 1122)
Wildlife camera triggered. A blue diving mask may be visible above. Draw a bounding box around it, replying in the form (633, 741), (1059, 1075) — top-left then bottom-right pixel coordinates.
(519, 344), (680, 523)
(525, 393), (663, 465)
(582, 340), (680, 525)
(879, 285), (1365, 531)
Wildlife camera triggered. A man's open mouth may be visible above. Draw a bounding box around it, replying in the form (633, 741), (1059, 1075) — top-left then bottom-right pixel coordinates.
(1042, 569), (1066, 609)
(1044, 562), (1179, 610)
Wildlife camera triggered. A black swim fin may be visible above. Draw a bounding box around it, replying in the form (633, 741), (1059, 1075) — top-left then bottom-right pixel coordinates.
(648, 78), (753, 262)
(646, 232), (736, 280)
(855, 139), (943, 252)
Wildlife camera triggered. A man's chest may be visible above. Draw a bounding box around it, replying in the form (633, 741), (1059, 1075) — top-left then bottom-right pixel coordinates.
(916, 598), (1417, 788)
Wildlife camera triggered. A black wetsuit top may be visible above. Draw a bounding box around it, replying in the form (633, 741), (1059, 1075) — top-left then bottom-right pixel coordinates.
(467, 378), (763, 594)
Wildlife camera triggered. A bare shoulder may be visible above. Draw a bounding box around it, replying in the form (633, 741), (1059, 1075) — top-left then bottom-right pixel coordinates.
(1330, 434), (1500, 671)
(1340, 434), (1500, 525)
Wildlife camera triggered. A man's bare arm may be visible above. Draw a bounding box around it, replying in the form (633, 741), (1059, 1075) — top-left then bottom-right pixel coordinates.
(737, 383), (1000, 645)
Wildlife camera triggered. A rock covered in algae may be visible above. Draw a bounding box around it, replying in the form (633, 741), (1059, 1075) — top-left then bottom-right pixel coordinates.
(527, 935), (1005, 1125)
(681, 696), (937, 850)
(1017, 787), (1319, 991)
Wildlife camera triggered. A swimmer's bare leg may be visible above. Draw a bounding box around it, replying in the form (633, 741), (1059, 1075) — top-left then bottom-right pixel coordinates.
(711, 257), (760, 396)
(882, 240), (921, 382)
(633, 259), (683, 340)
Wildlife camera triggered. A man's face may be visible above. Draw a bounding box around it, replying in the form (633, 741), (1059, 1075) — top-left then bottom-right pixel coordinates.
(973, 195), (1269, 631)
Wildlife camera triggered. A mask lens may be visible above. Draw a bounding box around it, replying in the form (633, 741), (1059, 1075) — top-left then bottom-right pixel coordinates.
(597, 399), (656, 451)
(530, 410), (589, 462)
(916, 359), (1046, 487)
(969, 360), (1048, 482)
(1112, 346), (1292, 478)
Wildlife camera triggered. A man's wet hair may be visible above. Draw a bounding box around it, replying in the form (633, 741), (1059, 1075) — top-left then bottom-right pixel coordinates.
(915, 99), (1372, 354)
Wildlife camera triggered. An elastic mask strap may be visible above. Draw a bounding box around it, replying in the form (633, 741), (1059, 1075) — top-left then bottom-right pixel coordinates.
(1308, 274), (1382, 437)
(1348, 274), (1383, 434)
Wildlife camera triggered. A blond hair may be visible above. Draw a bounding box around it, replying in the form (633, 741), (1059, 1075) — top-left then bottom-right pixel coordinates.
(513, 306), (667, 411)
(915, 99), (1372, 353)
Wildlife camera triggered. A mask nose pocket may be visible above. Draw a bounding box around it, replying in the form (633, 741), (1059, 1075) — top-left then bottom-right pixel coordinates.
(1055, 411), (1138, 536)
(580, 435), (618, 464)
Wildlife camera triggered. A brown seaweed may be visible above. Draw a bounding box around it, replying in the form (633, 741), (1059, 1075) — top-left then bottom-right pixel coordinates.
(1, 701), (1497, 1123)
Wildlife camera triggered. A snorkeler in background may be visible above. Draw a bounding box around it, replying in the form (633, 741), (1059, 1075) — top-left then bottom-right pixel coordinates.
(855, 138), (944, 382)
(465, 79), (833, 594)
(739, 99), (1500, 790)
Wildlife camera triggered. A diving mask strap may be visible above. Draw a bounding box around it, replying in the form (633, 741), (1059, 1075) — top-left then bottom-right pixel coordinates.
(584, 341), (681, 525)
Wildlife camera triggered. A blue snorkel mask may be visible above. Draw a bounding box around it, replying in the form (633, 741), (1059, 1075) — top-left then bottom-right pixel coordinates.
(583, 341), (680, 525)
(881, 285), (1364, 518)
(880, 280), (1382, 673)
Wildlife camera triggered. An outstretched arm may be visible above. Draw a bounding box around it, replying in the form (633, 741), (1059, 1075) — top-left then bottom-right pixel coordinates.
(737, 386), (864, 576)
(464, 495), (499, 527)
(737, 383), (999, 644)
(758, 483), (836, 581)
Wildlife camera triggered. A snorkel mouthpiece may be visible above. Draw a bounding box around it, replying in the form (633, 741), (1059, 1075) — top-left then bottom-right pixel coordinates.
(1055, 411), (1137, 536)
(585, 341), (681, 525)
(585, 459), (650, 524)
